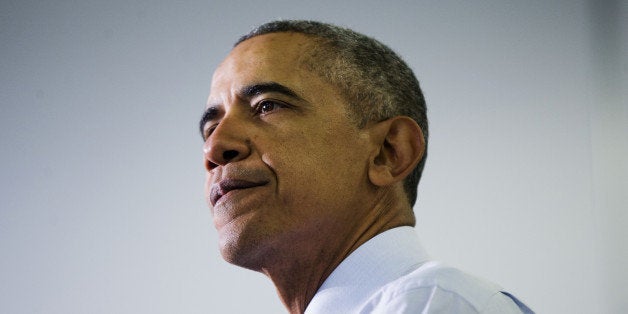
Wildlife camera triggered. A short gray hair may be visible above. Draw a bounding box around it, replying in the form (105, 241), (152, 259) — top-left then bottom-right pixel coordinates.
(236, 20), (428, 206)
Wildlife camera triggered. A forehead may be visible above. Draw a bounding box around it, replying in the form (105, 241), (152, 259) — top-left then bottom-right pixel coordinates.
(228, 32), (313, 66)
(209, 33), (317, 99)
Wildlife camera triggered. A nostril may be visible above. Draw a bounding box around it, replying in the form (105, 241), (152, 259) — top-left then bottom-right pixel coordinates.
(205, 159), (218, 171)
(223, 150), (239, 161)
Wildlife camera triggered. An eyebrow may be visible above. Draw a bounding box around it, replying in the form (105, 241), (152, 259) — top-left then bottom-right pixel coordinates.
(199, 82), (305, 138)
(239, 82), (304, 101)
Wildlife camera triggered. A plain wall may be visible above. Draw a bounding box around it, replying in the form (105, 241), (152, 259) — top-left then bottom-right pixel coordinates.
(1, 0), (626, 313)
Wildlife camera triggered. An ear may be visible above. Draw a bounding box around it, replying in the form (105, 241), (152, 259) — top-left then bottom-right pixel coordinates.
(368, 116), (425, 187)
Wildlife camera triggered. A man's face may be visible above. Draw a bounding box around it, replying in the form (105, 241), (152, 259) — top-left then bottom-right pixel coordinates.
(201, 33), (376, 269)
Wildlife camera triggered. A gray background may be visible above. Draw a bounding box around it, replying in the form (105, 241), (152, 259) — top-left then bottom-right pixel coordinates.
(1, 0), (626, 313)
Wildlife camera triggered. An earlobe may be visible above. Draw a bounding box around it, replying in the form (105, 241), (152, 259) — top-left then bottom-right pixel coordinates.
(368, 117), (425, 187)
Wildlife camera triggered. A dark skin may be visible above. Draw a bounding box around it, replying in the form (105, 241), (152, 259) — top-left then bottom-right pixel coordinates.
(202, 33), (425, 313)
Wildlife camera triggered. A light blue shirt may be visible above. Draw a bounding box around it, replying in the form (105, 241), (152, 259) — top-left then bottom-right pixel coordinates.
(305, 227), (533, 313)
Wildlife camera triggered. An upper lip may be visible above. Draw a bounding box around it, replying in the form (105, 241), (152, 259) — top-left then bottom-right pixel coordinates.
(209, 178), (268, 206)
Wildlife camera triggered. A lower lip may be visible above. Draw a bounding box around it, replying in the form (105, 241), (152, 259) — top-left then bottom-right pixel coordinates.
(212, 186), (266, 228)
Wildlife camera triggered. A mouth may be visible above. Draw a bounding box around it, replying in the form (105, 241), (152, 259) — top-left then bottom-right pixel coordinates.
(209, 179), (269, 206)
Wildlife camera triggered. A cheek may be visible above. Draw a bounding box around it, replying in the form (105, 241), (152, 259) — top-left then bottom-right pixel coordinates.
(258, 128), (311, 167)
(261, 138), (322, 189)
(260, 122), (365, 183)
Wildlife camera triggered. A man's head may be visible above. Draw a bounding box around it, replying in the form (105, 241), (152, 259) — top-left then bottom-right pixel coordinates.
(236, 20), (429, 206)
(200, 20), (427, 272)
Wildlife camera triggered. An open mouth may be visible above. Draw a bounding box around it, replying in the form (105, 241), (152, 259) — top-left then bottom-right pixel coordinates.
(209, 179), (268, 206)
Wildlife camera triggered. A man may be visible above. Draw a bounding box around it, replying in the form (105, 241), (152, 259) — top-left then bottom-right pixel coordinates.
(200, 20), (533, 313)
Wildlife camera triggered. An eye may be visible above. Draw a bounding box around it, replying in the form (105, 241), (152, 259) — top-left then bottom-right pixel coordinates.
(203, 124), (217, 140)
(253, 100), (286, 115)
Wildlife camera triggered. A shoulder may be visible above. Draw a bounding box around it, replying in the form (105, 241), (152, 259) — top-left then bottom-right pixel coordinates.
(359, 261), (531, 314)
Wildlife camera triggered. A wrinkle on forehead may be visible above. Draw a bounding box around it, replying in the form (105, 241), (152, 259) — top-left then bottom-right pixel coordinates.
(207, 33), (320, 109)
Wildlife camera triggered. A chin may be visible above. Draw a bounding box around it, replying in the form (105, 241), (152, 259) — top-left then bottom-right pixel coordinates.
(217, 223), (274, 272)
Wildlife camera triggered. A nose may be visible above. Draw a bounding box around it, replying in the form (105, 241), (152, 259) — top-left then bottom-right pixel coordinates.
(203, 115), (251, 171)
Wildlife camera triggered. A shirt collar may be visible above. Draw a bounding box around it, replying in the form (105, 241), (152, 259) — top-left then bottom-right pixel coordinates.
(305, 226), (430, 314)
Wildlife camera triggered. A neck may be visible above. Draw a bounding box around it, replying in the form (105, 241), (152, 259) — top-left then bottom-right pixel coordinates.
(260, 189), (415, 314)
